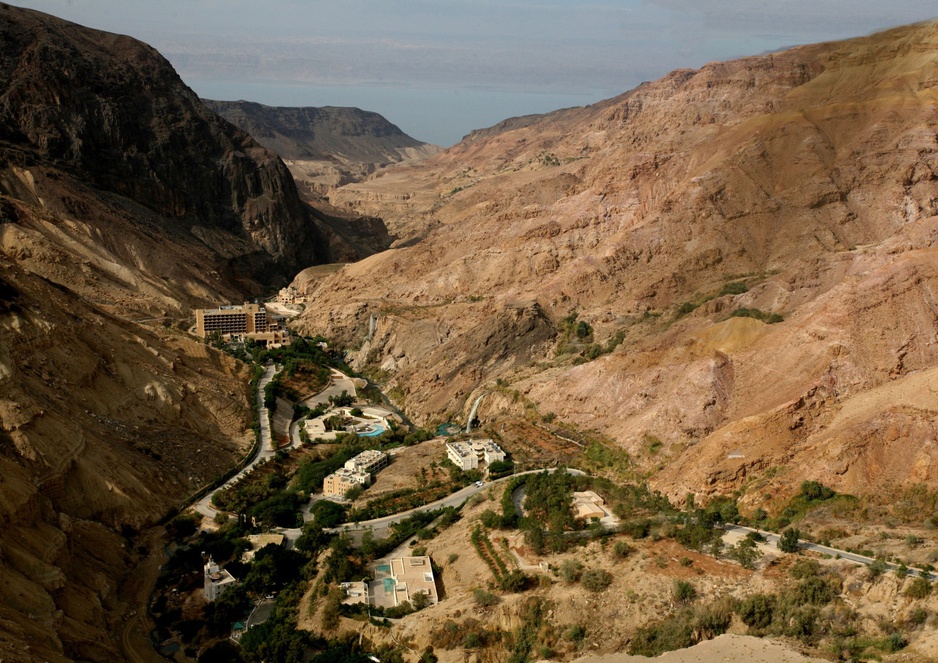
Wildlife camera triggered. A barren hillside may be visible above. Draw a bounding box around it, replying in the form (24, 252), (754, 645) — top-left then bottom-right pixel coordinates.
(0, 4), (313, 659)
(295, 21), (938, 505)
(204, 100), (441, 196)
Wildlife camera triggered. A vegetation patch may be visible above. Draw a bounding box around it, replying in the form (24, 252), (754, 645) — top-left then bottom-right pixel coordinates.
(729, 307), (784, 324)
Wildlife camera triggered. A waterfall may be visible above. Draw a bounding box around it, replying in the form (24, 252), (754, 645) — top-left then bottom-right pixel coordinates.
(466, 392), (487, 433)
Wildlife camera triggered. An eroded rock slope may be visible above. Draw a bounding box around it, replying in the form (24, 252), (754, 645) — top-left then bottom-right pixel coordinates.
(0, 4), (324, 659)
(297, 21), (938, 505)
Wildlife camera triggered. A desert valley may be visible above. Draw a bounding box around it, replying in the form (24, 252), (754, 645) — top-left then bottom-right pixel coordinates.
(4, 3), (938, 662)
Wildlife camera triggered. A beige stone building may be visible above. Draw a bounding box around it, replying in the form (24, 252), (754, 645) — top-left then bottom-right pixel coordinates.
(572, 490), (610, 521)
(277, 286), (305, 305)
(194, 302), (290, 348)
(196, 303), (267, 336)
(322, 468), (371, 496)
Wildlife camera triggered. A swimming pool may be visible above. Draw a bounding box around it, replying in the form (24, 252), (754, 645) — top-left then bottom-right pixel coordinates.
(357, 424), (387, 438)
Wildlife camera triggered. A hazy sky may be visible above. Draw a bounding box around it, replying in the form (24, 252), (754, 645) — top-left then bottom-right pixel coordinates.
(7, 1), (938, 145)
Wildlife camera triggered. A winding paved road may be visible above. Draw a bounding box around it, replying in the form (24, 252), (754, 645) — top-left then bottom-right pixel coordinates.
(724, 524), (935, 579)
(280, 467), (586, 540)
(193, 364), (280, 519)
(301, 369), (357, 409)
(194, 366), (361, 520)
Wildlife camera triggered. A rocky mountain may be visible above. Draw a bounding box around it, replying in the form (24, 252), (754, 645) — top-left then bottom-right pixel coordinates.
(204, 99), (441, 201)
(296, 21), (938, 508)
(0, 7), (344, 293)
(0, 4), (336, 659)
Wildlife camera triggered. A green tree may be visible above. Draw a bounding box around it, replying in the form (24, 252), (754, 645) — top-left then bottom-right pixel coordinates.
(206, 584), (250, 632)
(310, 500), (348, 528)
(330, 390), (354, 407)
(778, 528), (801, 553)
(412, 590), (432, 610)
(728, 538), (760, 569)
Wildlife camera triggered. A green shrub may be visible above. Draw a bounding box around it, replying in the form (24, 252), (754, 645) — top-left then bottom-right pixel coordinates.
(581, 569), (613, 593)
(673, 579), (697, 604)
(473, 589), (500, 607)
(908, 607), (929, 626)
(559, 559), (584, 583)
(480, 509), (502, 529)
(800, 480), (835, 501)
(737, 594), (775, 629)
(729, 308), (783, 324)
(463, 632), (482, 648)
(905, 577), (932, 599)
(882, 632), (907, 652)
(719, 281), (749, 296)
(868, 558), (888, 581)
(676, 302), (698, 316)
(621, 519), (652, 539)
(629, 602), (731, 657)
(564, 624), (586, 642)
(792, 576), (837, 606)
(790, 559), (821, 579)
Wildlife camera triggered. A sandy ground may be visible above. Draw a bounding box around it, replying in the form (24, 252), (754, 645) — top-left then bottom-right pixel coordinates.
(564, 634), (828, 662)
(353, 438), (450, 504)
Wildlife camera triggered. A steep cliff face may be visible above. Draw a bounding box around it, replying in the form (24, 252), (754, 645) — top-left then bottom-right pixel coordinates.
(298, 22), (938, 503)
(0, 259), (253, 662)
(0, 5), (320, 659)
(203, 100), (440, 166)
(205, 100), (440, 253)
(0, 2), (331, 284)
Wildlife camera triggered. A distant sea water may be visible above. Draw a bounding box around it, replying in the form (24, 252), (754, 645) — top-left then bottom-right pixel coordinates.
(189, 80), (624, 147)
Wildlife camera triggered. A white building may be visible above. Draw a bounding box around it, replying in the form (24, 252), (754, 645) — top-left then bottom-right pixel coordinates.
(446, 441), (478, 470)
(203, 557), (238, 601)
(345, 449), (388, 474)
(473, 438), (506, 464)
(446, 439), (506, 471)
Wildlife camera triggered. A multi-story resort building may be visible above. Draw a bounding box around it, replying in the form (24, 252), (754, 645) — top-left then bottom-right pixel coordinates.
(196, 303), (267, 336)
(194, 302), (290, 348)
(446, 440), (478, 470)
(474, 438), (506, 464)
(344, 449), (388, 474)
(322, 468), (372, 497)
(445, 438), (506, 470)
(322, 449), (390, 496)
(203, 557), (237, 601)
